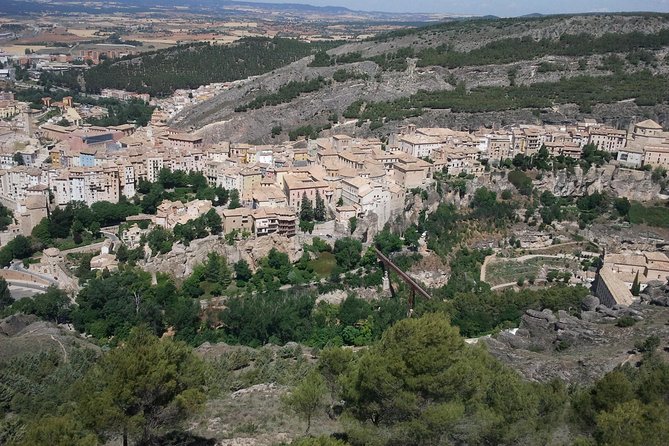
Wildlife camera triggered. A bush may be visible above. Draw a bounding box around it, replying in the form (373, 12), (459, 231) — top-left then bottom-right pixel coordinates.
(616, 316), (637, 328)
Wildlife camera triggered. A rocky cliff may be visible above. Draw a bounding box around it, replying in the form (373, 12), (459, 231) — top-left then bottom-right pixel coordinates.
(483, 300), (669, 384)
(171, 14), (669, 143)
(469, 165), (661, 202)
(141, 234), (304, 280)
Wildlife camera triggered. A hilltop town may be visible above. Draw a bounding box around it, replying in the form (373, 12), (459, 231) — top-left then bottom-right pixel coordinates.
(4, 7), (669, 446)
(0, 80), (668, 309)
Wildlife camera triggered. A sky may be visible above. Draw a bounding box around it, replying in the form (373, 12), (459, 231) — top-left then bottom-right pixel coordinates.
(247, 0), (669, 16)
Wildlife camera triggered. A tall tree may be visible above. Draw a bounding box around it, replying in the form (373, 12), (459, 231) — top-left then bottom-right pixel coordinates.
(228, 189), (241, 209)
(314, 190), (326, 222)
(300, 193), (314, 222)
(76, 328), (206, 446)
(0, 277), (12, 309)
(284, 370), (327, 433)
(631, 271), (641, 296)
(234, 259), (252, 283)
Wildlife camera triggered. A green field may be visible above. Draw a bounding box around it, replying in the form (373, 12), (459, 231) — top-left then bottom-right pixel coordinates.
(309, 251), (336, 277)
(485, 256), (578, 286)
(629, 202), (669, 228)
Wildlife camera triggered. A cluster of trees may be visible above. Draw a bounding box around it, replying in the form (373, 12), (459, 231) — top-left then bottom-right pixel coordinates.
(222, 290), (406, 349)
(84, 38), (338, 96)
(143, 208), (222, 254)
(417, 29), (669, 68)
(309, 48), (413, 71)
(297, 313), (669, 446)
(235, 77), (329, 112)
(84, 98), (154, 127)
(503, 144), (612, 174)
(31, 200), (139, 249)
(1, 286), (70, 321)
(288, 122), (333, 141)
(344, 71), (669, 123)
(331, 69), (369, 83)
(136, 169), (230, 215)
(0, 329), (207, 446)
(13, 87), (154, 126)
(299, 192), (326, 233)
(5, 308), (669, 445)
(0, 203), (13, 231)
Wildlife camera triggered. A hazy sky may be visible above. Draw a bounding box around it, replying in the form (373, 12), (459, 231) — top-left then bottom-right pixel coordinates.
(249, 0), (669, 16)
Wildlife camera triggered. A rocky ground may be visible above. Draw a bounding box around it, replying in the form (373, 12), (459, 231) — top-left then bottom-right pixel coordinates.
(170, 14), (669, 143)
(0, 314), (98, 363)
(484, 283), (669, 385)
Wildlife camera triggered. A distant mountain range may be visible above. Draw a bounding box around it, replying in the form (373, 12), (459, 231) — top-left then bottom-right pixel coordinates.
(0, 0), (469, 22)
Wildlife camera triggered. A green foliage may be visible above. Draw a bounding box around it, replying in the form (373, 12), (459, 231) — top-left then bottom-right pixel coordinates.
(417, 30), (669, 68)
(434, 284), (589, 338)
(72, 269), (197, 341)
(86, 98), (154, 127)
(5, 287), (71, 322)
(0, 348), (99, 443)
(344, 71), (669, 121)
(300, 193), (315, 222)
(470, 187), (516, 221)
(374, 227), (402, 255)
(76, 328), (206, 445)
(236, 77), (329, 111)
(283, 370), (327, 433)
(333, 237), (362, 270)
(423, 203), (460, 257)
(85, 38), (338, 96)
(508, 170), (533, 195)
(438, 248), (491, 299)
(314, 190), (326, 222)
(0, 235), (36, 268)
(577, 192), (610, 226)
(234, 259), (253, 283)
(332, 69), (369, 82)
(0, 277), (11, 309)
(616, 315), (637, 328)
(348, 216), (357, 234)
(146, 226), (174, 254)
(628, 201), (669, 228)
(221, 290), (316, 347)
(228, 189), (241, 209)
(0, 202), (13, 231)
(338, 313), (561, 445)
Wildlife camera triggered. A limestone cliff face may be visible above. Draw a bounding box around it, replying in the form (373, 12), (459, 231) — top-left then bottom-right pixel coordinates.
(469, 166), (660, 202)
(140, 234), (304, 280)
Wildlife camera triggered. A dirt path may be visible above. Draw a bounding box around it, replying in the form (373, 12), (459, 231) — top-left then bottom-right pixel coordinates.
(51, 334), (68, 363)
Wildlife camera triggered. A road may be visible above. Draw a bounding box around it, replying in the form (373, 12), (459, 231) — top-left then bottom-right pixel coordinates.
(9, 260), (58, 284)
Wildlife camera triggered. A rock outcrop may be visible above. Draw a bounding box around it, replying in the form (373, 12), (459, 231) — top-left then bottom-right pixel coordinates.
(483, 301), (665, 384)
(469, 165), (660, 203)
(141, 233), (304, 279)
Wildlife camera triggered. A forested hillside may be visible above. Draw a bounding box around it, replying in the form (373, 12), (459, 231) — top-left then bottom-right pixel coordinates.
(83, 37), (340, 97)
(171, 13), (669, 143)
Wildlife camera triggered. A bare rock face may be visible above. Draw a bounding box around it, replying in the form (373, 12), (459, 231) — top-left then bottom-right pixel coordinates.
(535, 166), (660, 201)
(141, 234), (304, 279)
(483, 303), (657, 384)
(471, 166), (660, 203)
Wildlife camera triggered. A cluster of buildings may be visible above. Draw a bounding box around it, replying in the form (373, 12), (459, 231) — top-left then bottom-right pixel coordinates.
(0, 91), (21, 120)
(392, 119), (669, 171)
(595, 251), (669, 306)
(100, 89), (150, 103)
(1, 93), (669, 249)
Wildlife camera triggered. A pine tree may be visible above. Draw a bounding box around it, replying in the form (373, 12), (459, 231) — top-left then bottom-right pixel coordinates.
(631, 271), (641, 296)
(314, 190), (326, 222)
(0, 277), (12, 309)
(228, 190), (241, 209)
(300, 193), (314, 222)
